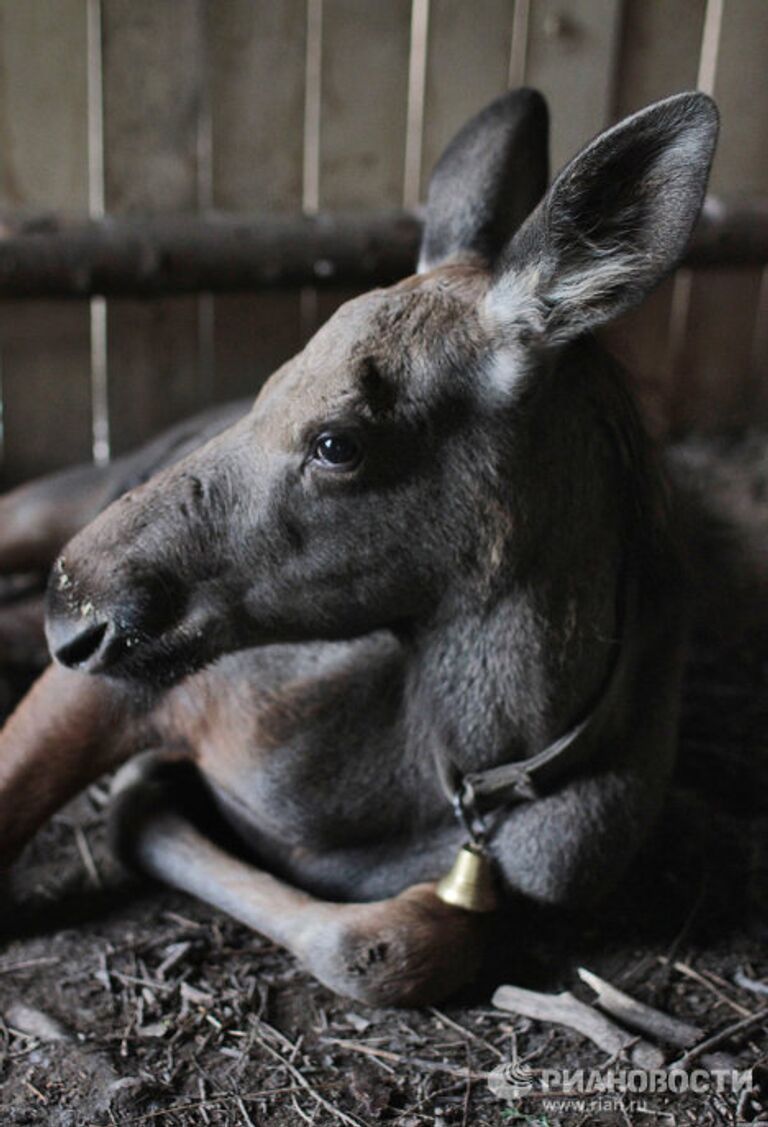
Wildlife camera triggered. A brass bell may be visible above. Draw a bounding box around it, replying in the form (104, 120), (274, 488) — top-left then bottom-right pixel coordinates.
(436, 843), (498, 912)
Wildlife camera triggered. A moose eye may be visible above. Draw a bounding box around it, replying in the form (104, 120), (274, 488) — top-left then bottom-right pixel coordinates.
(311, 431), (363, 470)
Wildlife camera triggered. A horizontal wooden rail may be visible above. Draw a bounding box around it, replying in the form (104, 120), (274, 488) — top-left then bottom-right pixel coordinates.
(0, 196), (765, 299)
(0, 211), (422, 299)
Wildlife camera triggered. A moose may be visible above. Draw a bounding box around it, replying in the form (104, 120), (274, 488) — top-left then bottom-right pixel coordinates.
(0, 88), (728, 1005)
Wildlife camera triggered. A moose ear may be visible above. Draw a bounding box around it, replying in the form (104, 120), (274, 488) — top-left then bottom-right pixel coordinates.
(418, 87), (549, 273)
(485, 92), (719, 343)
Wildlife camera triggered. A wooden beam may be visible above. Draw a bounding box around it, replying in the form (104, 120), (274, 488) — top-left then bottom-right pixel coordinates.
(0, 197), (765, 300)
(0, 210), (423, 298)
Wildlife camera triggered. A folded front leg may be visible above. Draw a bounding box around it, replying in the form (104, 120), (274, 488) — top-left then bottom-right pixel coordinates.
(109, 754), (487, 1007)
(0, 663), (144, 867)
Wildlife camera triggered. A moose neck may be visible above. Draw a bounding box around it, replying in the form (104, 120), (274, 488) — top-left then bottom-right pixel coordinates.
(404, 571), (621, 779)
(404, 341), (643, 779)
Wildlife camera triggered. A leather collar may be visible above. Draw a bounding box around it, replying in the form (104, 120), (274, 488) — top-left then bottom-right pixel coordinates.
(434, 573), (635, 841)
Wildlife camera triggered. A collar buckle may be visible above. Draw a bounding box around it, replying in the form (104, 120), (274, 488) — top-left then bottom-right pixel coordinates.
(452, 778), (487, 847)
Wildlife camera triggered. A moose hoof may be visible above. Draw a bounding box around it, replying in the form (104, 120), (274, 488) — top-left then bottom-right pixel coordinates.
(307, 883), (489, 1007)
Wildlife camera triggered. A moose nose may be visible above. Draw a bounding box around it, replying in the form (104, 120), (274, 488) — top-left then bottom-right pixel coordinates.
(46, 557), (189, 674)
(45, 570), (122, 672)
(46, 612), (114, 672)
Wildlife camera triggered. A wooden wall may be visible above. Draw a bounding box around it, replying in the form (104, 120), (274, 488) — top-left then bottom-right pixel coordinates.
(0, 0), (766, 484)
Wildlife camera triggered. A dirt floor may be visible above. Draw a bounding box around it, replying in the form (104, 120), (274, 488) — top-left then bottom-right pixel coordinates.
(1, 625), (768, 1126)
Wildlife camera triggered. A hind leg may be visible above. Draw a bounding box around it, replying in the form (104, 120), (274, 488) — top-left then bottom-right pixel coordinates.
(108, 753), (487, 1007)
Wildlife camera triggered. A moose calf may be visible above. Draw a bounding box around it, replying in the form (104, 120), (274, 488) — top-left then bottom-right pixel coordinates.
(0, 88), (724, 1005)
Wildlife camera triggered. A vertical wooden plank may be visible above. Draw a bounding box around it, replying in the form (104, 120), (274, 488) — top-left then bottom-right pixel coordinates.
(673, 0), (768, 430)
(601, 0), (707, 434)
(0, 305), (93, 485)
(319, 0), (411, 209)
(102, 0), (205, 455)
(420, 0), (516, 200)
(0, 0), (92, 484)
(524, 0), (621, 173)
(316, 0), (412, 326)
(613, 0), (708, 119)
(207, 0), (306, 404)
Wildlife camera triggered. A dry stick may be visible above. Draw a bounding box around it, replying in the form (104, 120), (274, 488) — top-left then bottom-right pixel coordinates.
(429, 1007), (505, 1059)
(577, 968), (743, 1071)
(461, 1044), (472, 1127)
(671, 1006), (768, 1070)
(577, 967), (703, 1048)
(196, 1078), (211, 1127)
(322, 1037), (489, 1081)
(672, 961), (752, 1018)
(392, 1080), (469, 1124)
(0, 957), (60, 975)
(23, 1080), (47, 1105)
(235, 1095), (257, 1127)
(492, 985), (664, 1071)
(291, 1091), (314, 1125)
(5, 1003), (71, 1043)
(255, 1034), (368, 1127)
(74, 824), (102, 888)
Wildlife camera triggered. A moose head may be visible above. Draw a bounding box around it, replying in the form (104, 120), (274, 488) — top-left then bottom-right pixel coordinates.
(45, 90), (718, 702)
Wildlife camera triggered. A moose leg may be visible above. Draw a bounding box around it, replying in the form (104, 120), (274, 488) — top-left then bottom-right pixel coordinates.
(109, 753), (486, 1007)
(0, 663), (142, 868)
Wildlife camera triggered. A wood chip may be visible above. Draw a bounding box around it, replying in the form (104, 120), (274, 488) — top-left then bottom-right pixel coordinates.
(5, 1002), (72, 1043)
(734, 969), (768, 998)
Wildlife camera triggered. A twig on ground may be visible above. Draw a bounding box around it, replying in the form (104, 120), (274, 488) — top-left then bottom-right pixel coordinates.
(429, 1008), (504, 1059)
(74, 824), (102, 888)
(196, 1077), (211, 1126)
(5, 1002), (72, 1043)
(255, 1029), (368, 1127)
(493, 984), (664, 1070)
(670, 1006), (768, 1069)
(291, 1091), (314, 1124)
(322, 1037), (488, 1081)
(236, 1094), (257, 1127)
(671, 960), (753, 1017)
(23, 1079), (48, 1104)
(0, 956), (60, 975)
(461, 1044), (472, 1127)
(577, 967), (703, 1047)
(391, 1081), (468, 1123)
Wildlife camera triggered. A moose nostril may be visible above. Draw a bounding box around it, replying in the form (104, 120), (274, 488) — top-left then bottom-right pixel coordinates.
(55, 620), (109, 669)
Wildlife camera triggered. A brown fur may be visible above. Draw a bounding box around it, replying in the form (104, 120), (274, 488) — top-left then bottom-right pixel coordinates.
(0, 90), (723, 1005)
